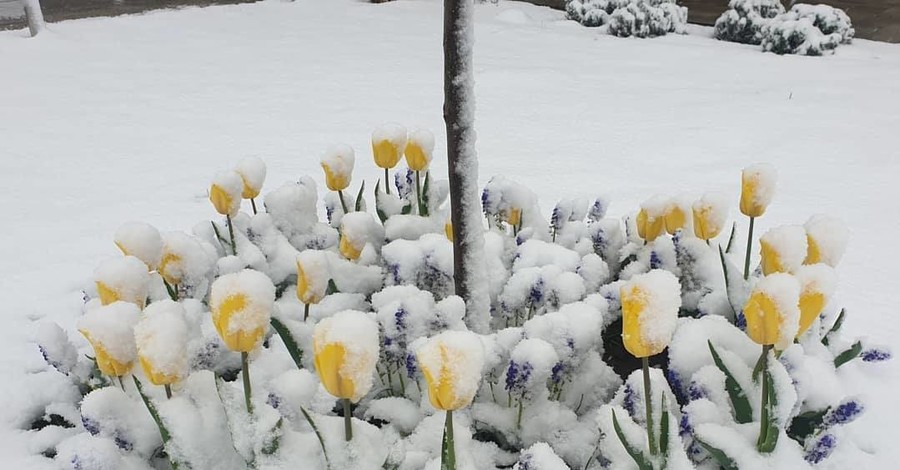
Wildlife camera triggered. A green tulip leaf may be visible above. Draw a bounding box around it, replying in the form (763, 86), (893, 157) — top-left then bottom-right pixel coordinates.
(611, 410), (653, 470)
(834, 340), (862, 368)
(660, 394), (670, 470)
(708, 341), (753, 424)
(326, 279), (339, 296)
(787, 408), (830, 443)
(695, 437), (739, 470)
(355, 181), (366, 212)
(821, 308), (846, 346)
(758, 368), (780, 453)
(270, 317), (303, 370)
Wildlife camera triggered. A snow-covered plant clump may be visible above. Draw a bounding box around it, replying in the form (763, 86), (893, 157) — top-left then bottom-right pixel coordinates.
(566, 0), (687, 37)
(714, 0), (786, 45)
(25, 130), (888, 469)
(761, 3), (854, 55)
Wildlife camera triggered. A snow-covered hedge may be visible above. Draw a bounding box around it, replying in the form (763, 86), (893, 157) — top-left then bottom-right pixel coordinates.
(714, 0), (786, 45)
(566, 0), (687, 38)
(26, 129), (888, 469)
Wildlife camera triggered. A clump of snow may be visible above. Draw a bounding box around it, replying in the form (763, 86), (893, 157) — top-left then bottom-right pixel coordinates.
(312, 310), (380, 402)
(93, 256), (150, 307)
(235, 156), (267, 200)
(209, 170), (244, 217)
(77, 302), (141, 371)
(55, 433), (128, 470)
(506, 338), (559, 401)
(79, 386), (161, 457)
(620, 269), (682, 354)
(134, 300), (189, 384)
(513, 442), (570, 470)
(760, 225), (808, 274)
(714, 0), (785, 45)
(158, 231), (216, 293)
(692, 192), (729, 240)
(416, 330), (485, 411)
(114, 222), (163, 270)
(382, 234), (454, 299)
(209, 269), (276, 350)
(804, 214), (848, 267)
(36, 322), (79, 376)
(365, 397), (423, 434)
(745, 272), (801, 350)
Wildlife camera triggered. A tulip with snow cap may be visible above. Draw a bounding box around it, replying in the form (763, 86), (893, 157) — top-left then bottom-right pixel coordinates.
(157, 231), (213, 299)
(664, 197), (690, 235)
(804, 214), (848, 267)
(94, 256), (150, 308)
(636, 196), (667, 243)
(692, 192), (729, 243)
(235, 157), (266, 214)
(619, 269), (681, 458)
(78, 302), (141, 385)
(339, 212), (384, 262)
(742, 272), (800, 452)
(759, 225), (807, 276)
(114, 222), (162, 271)
(445, 218), (454, 242)
(740, 164), (777, 279)
(405, 129), (434, 215)
(210, 269), (276, 412)
(296, 250), (330, 321)
(134, 300), (189, 398)
(209, 170), (243, 256)
(795, 264), (837, 337)
(372, 123), (407, 195)
(416, 330), (485, 470)
(313, 310), (380, 441)
(321, 144), (355, 215)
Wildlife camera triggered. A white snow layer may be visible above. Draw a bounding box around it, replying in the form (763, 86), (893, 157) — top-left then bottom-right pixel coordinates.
(113, 222), (163, 270)
(134, 299), (189, 381)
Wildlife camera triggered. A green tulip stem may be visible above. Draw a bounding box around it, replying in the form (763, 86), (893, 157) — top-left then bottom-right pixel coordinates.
(117, 375), (125, 391)
(304, 303), (311, 322)
(343, 398), (353, 441)
(757, 345), (773, 451)
(250, 198), (258, 215)
(415, 171), (423, 216)
(442, 410), (456, 470)
(744, 217), (755, 280)
(241, 352), (252, 413)
(384, 168), (391, 195)
(337, 190), (349, 215)
(226, 215), (237, 256)
(642, 357), (658, 457)
(165, 384), (172, 399)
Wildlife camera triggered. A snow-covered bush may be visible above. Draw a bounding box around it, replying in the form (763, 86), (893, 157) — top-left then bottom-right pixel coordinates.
(761, 4), (854, 56)
(714, 0), (786, 45)
(27, 131), (886, 469)
(566, 0), (687, 37)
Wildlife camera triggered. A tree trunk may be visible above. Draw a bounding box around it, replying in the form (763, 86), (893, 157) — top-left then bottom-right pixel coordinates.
(22, 0), (45, 37)
(444, 0), (489, 333)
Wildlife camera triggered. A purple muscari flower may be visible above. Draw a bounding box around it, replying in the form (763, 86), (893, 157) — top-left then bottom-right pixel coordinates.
(529, 278), (545, 305)
(481, 187), (491, 216)
(805, 433), (837, 464)
(591, 227), (608, 254)
(517, 453), (535, 470)
(81, 290), (90, 304)
(383, 337), (394, 347)
(113, 435), (132, 451)
(394, 307), (408, 332)
(687, 381), (707, 401)
(405, 353), (417, 379)
(649, 251), (662, 270)
(551, 205), (565, 231)
(666, 368), (686, 404)
(862, 348), (892, 362)
(505, 360), (534, 395)
(81, 416), (100, 436)
(588, 198), (606, 222)
(735, 310), (747, 330)
(824, 399), (864, 427)
(266, 392), (281, 410)
(622, 383), (637, 418)
(72, 455), (84, 470)
(325, 203), (334, 225)
(679, 413), (692, 438)
(388, 263), (402, 284)
(396, 169), (414, 199)
(551, 362), (566, 385)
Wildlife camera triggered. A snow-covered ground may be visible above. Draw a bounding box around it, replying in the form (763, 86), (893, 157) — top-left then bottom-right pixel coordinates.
(1, 0), (899, 468)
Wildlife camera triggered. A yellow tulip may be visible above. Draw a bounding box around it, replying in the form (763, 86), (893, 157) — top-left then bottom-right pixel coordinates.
(620, 270), (681, 358)
(416, 331), (484, 411)
(759, 225), (807, 275)
(313, 311), (380, 403)
(692, 193), (728, 241)
(795, 264), (837, 337)
(372, 124), (407, 169)
(740, 164), (777, 218)
(210, 171), (243, 217)
(135, 300), (189, 387)
(321, 144), (355, 192)
(339, 235), (362, 261)
(77, 302), (140, 377)
(114, 222), (162, 271)
(743, 273), (800, 350)
(803, 215), (848, 267)
(505, 207), (522, 229)
(296, 251), (330, 309)
(636, 208), (665, 242)
(664, 201), (687, 235)
(84, 332), (134, 377)
(296, 263), (322, 305)
(405, 129), (434, 172)
(158, 250), (182, 286)
(235, 157), (267, 200)
(322, 162), (350, 192)
(93, 256), (150, 308)
(445, 220), (454, 242)
(209, 270), (275, 353)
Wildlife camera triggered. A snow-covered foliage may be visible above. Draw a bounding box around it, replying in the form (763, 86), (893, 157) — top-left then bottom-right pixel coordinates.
(29, 144), (883, 470)
(761, 3), (854, 55)
(714, 0), (786, 45)
(565, 0), (687, 38)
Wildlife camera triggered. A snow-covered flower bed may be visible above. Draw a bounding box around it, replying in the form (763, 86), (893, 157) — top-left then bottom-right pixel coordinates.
(565, 0), (687, 38)
(27, 126), (888, 470)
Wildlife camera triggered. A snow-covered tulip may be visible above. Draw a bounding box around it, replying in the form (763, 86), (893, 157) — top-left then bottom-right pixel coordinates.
(664, 198), (689, 235)
(692, 192), (729, 241)
(94, 256), (150, 308)
(445, 219), (454, 242)
(636, 196), (667, 243)
(210, 269), (275, 412)
(417, 330), (485, 470)
(759, 225), (807, 275)
(156, 232), (213, 296)
(134, 300), (189, 395)
(372, 124), (407, 196)
(795, 264), (837, 337)
(313, 310), (380, 440)
(209, 170), (243, 218)
(804, 215), (848, 267)
(296, 250), (330, 320)
(740, 163), (777, 218)
(78, 302), (140, 379)
(339, 212), (384, 261)
(321, 144), (355, 214)
(404, 128), (434, 172)
(235, 157), (266, 214)
(620, 270), (681, 358)
(114, 222), (162, 271)
(743, 273), (801, 350)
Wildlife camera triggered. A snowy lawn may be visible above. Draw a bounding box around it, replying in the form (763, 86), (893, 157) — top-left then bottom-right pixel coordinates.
(1, 0), (899, 468)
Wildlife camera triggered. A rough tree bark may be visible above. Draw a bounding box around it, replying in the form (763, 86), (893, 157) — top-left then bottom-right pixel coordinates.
(444, 0), (490, 333)
(22, 0), (45, 37)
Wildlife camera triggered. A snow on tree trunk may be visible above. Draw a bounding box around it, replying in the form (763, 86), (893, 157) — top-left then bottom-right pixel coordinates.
(22, 0), (45, 37)
(443, 0), (489, 333)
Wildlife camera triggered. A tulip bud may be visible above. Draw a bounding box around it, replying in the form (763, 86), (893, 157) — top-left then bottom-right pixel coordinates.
(636, 196), (667, 242)
(743, 273), (801, 350)
(372, 123), (408, 169)
(416, 330), (485, 411)
(134, 300), (189, 386)
(94, 256), (150, 308)
(740, 163), (777, 218)
(405, 129), (434, 172)
(209, 269), (275, 352)
(210, 171), (243, 217)
(235, 157), (267, 200)
(803, 215), (848, 267)
(338, 212), (383, 261)
(445, 219), (454, 242)
(114, 222), (163, 271)
(664, 197), (691, 235)
(620, 270), (681, 358)
(297, 250), (330, 306)
(313, 310), (380, 403)
(78, 302), (141, 377)
(795, 264), (837, 337)
(759, 225), (807, 275)
(321, 144), (355, 192)
(692, 192), (729, 241)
